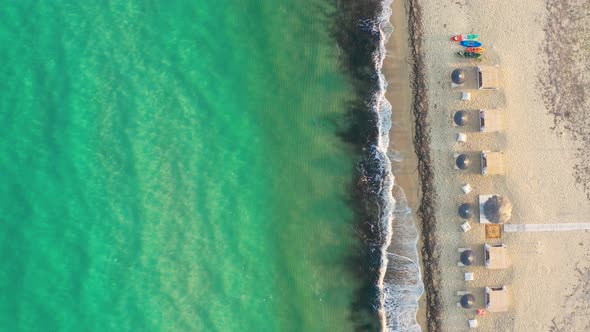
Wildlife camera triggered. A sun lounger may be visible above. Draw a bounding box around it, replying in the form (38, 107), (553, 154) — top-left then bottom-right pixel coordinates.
(456, 290), (469, 296)
(462, 92), (471, 101)
(461, 221), (472, 232)
(468, 319), (479, 328)
(461, 183), (472, 194)
(464, 272), (474, 281)
(457, 133), (467, 142)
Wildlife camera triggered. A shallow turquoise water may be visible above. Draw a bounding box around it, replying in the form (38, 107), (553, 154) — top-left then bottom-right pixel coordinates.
(0, 1), (363, 331)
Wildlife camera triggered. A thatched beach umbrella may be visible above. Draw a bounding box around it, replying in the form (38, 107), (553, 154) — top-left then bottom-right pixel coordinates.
(454, 111), (468, 126)
(458, 203), (474, 219)
(460, 250), (475, 266)
(452, 68), (465, 85)
(460, 294), (475, 309)
(483, 195), (513, 224)
(456, 154), (471, 170)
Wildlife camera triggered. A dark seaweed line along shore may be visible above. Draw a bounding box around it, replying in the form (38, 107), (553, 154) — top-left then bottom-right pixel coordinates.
(406, 0), (442, 331)
(331, 0), (442, 330)
(332, 1), (395, 331)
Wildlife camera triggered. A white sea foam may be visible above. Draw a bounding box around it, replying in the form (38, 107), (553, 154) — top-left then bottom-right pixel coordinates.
(370, 1), (424, 331)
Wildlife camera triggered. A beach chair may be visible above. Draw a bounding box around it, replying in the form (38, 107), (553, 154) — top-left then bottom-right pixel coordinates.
(461, 221), (472, 232)
(462, 92), (471, 101)
(461, 183), (473, 194)
(456, 290), (469, 296)
(457, 133), (467, 142)
(464, 272), (474, 281)
(468, 319), (479, 328)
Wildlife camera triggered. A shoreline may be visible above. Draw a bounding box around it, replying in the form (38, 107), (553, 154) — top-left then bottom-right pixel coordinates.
(382, 0), (426, 330)
(331, 1), (399, 330)
(327, 0), (587, 330)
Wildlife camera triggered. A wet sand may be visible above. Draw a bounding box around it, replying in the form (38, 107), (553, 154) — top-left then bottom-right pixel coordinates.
(385, 0), (419, 209)
(383, 0), (426, 329)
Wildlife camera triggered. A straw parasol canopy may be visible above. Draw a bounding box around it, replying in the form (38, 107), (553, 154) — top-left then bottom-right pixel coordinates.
(454, 111), (468, 126)
(452, 68), (466, 85)
(459, 203), (474, 219)
(483, 195), (513, 224)
(460, 250), (475, 266)
(460, 294), (475, 309)
(456, 154), (471, 170)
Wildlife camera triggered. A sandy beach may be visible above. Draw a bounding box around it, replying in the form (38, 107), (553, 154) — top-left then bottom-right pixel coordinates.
(407, 0), (590, 330)
(382, 0), (433, 329)
(378, 0), (425, 328)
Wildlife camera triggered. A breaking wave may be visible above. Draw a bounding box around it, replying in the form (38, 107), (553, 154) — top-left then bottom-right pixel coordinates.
(370, 1), (424, 331)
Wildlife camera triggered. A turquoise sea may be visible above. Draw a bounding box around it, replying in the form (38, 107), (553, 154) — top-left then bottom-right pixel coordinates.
(0, 1), (375, 331)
